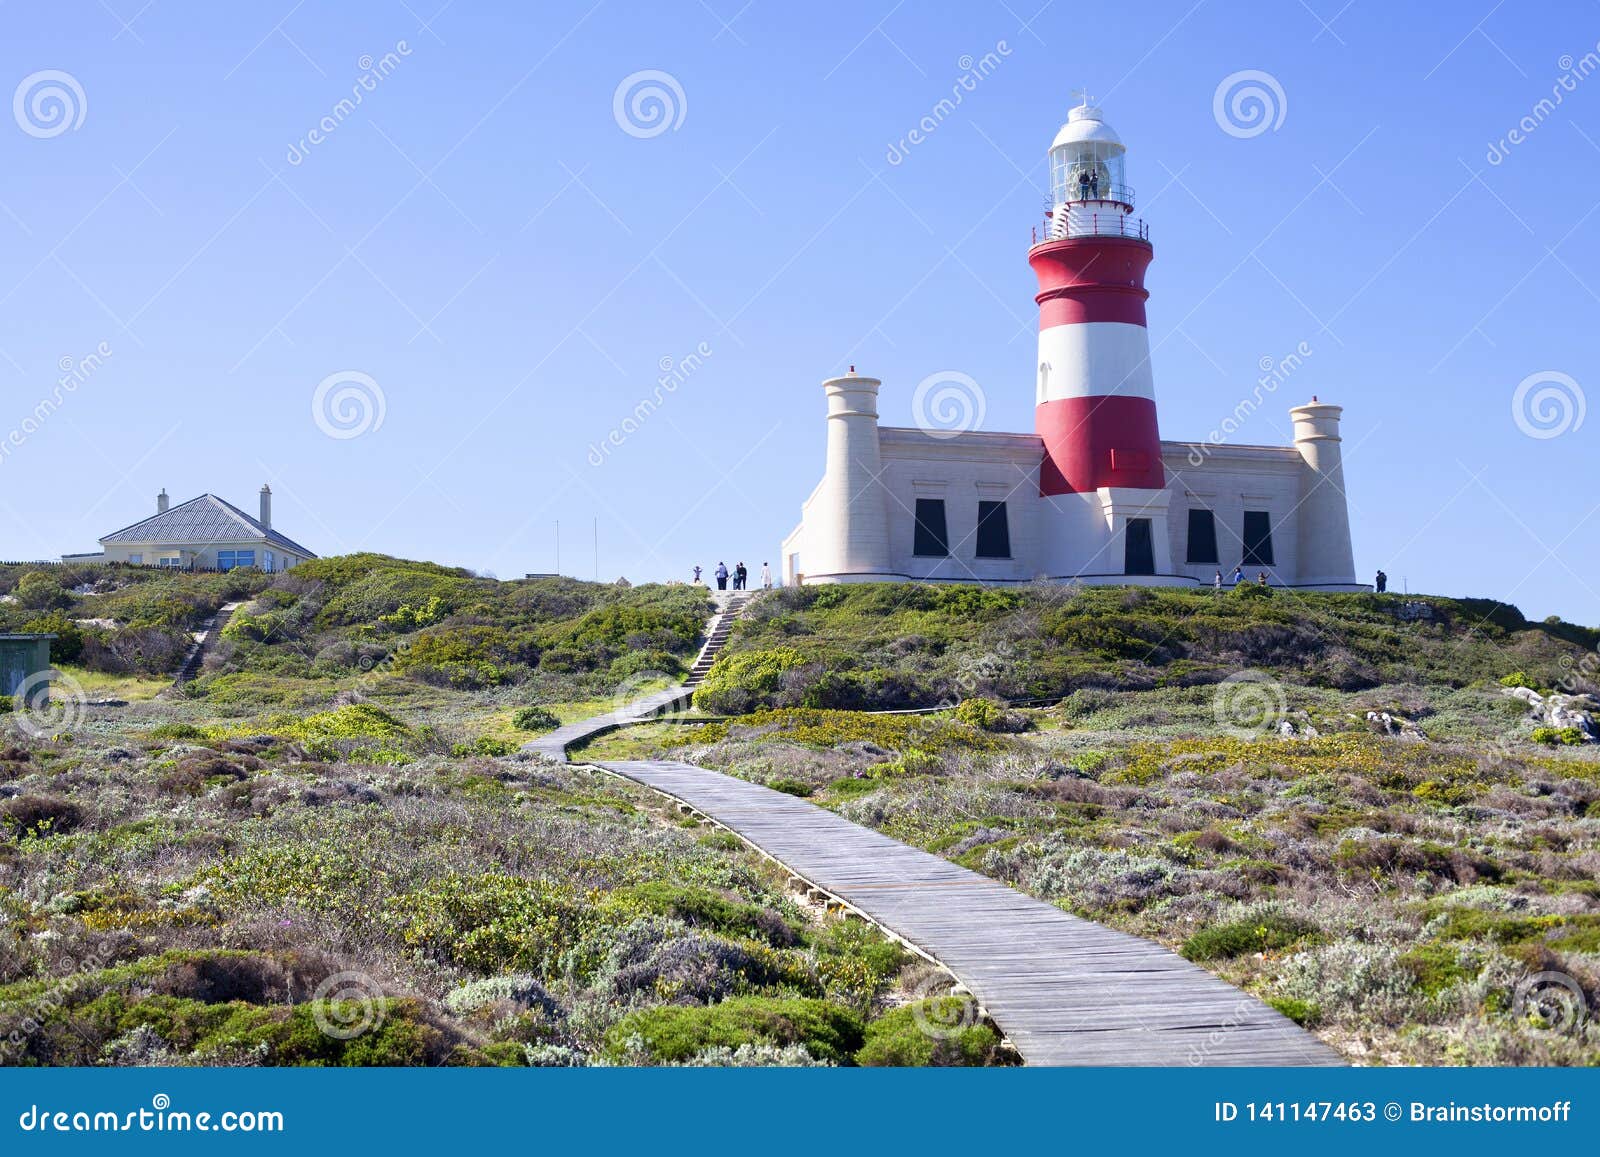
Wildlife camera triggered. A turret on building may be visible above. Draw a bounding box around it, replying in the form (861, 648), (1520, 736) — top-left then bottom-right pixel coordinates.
(781, 100), (1363, 591)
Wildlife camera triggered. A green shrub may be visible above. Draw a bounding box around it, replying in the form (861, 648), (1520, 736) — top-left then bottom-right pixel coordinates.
(855, 1000), (1006, 1066)
(1531, 726), (1585, 746)
(385, 874), (600, 978)
(693, 648), (809, 714)
(768, 777), (813, 797)
(1181, 912), (1318, 961)
(953, 698), (1005, 730)
(379, 595), (447, 629)
(616, 881), (797, 946)
(1499, 671), (1536, 690)
(604, 997), (864, 1064)
(512, 706), (561, 732)
(1266, 997), (1322, 1027)
(451, 736), (517, 758)
(148, 722), (206, 740)
(16, 570), (71, 611)
(21, 611), (84, 662)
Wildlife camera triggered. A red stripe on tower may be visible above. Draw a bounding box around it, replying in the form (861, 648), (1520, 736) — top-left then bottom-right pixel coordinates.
(1031, 102), (1164, 497)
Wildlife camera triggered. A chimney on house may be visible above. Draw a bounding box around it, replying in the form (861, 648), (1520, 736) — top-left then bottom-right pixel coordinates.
(259, 484), (272, 529)
(157, 488), (169, 514)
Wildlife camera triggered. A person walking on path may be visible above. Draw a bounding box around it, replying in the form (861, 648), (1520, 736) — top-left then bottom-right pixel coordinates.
(761, 562), (772, 589)
(1231, 566), (1245, 587)
(1257, 571), (1268, 586)
(1213, 570), (1223, 592)
(1375, 569), (1388, 593)
(692, 565), (702, 585)
(734, 562), (748, 590)
(714, 562), (728, 591)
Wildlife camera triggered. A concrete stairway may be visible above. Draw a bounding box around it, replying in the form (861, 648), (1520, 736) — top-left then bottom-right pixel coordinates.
(684, 590), (753, 689)
(522, 589), (755, 762)
(167, 601), (244, 689)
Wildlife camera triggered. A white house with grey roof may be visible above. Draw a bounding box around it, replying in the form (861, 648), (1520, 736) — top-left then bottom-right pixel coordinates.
(71, 486), (316, 572)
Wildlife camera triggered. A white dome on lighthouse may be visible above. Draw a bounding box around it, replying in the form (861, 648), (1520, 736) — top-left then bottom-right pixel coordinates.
(1048, 102), (1132, 210)
(1050, 104), (1124, 153)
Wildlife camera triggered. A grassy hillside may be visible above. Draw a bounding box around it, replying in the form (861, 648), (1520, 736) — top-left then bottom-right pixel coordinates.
(7, 563), (1596, 1067)
(693, 583), (1599, 714)
(2, 556), (712, 712)
(2, 560), (1012, 1067)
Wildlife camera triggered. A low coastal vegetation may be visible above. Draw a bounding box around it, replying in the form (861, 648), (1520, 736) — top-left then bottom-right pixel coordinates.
(0, 561), (1004, 1067)
(5, 563), (1596, 1066)
(693, 583), (1595, 713)
(601, 582), (1600, 1065)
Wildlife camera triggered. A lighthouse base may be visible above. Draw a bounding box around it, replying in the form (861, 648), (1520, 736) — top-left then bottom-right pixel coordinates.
(1035, 486), (1174, 581)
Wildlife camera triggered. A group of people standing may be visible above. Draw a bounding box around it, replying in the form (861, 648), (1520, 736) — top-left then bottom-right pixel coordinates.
(1208, 567), (1391, 592)
(691, 561), (772, 591)
(1214, 567), (1270, 589)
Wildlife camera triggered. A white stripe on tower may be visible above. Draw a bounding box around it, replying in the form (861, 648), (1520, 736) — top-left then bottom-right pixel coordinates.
(1036, 322), (1156, 405)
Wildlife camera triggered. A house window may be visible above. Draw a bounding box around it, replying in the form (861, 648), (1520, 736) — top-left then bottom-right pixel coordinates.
(975, 500), (1011, 558)
(1124, 518), (1155, 575)
(1242, 511), (1275, 566)
(217, 550), (256, 571)
(913, 499), (949, 557)
(128, 553), (143, 565)
(264, 550), (275, 573)
(1185, 509), (1219, 564)
(157, 555), (182, 568)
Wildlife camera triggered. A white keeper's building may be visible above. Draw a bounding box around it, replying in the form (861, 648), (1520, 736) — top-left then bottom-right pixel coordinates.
(781, 103), (1362, 591)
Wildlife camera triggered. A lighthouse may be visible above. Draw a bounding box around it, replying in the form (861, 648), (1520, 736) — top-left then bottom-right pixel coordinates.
(781, 100), (1363, 592)
(1030, 100), (1172, 578)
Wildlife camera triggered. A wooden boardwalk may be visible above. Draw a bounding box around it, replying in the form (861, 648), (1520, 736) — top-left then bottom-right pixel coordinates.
(521, 592), (1339, 1065)
(519, 686), (695, 761)
(598, 758), (1343, 1067)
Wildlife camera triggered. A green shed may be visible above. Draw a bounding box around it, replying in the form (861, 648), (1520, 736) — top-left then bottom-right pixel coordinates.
(0, 634), (56, 707)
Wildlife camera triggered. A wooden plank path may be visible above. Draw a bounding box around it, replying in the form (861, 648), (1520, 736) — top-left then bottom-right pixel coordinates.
(520, 686), (694, 761)
(520, 593), (1338, 1065)
(596, 758), (1342, 1066)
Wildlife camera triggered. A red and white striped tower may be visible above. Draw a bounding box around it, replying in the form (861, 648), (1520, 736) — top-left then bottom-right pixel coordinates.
(1030, 100), (1170, 578)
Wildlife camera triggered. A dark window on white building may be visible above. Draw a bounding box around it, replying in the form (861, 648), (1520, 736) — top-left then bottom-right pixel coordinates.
(913, 499), (949, 557)
(1242, 511), (1275, 566)
(975, 501), (1011, 558)
(1186, 509), (1219, 564)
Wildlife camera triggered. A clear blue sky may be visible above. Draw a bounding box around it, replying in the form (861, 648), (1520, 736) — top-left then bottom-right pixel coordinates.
(2, 1), (1596, 623)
